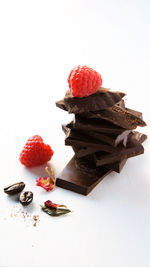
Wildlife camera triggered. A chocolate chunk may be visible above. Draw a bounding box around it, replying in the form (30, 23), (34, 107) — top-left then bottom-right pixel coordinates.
(56, 100), (67, 111)
(57, 87), (125, 114)
(74, 153), (127, 175)
(104, 131), (147, 172)
(126, 108), (143, 119)
(116, 99), (125, 108)
(62, 125), (131, 147)
(72, 116), (127, 134)
(72, 146), (104, 158)
(130, 131), (147, 143)
(95, 132), (146, 167)
(105, 159), (127, 173)
(63, 125), (120, 153)
(66, 124), (131, 147)
(56, 156), (111, 195)
(56, 98), (126, 114)
(89, 106), (146, 129)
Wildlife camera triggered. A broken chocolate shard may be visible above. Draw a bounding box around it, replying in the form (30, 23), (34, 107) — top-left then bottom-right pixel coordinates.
(126, 108), (143, 119)
(95, 131), (146, 167)
(104, 131), (147, 172)
(56, 156), (111, 195)
(75, 131), (146, 173)
(72, 146), (101, 158)
(63, 125), (121, 153)
(63, 87), (125, 114)
(130, 131), (147, 143)
(105, 159), (127, 173)
(72, 116), (127, 134)
(56, 100), (67, 111)
(66, 125), (131, 147)
(116, 99), (125, 108)
(89, 106), (146, 130)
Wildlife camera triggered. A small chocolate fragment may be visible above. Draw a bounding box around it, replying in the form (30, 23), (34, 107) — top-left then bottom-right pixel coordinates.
(58, 87), (125, 114)
(4, 182), (25, 195)
(19, 191), (33, 206)
(56, 156), (111, 195)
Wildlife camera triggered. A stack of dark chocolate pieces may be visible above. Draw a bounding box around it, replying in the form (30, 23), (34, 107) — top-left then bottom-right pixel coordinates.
(56, 87), (147, 195)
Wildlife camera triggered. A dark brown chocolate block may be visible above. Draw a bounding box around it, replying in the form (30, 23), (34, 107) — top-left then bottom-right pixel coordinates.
(95, 132), (146, 167)
(89, 106), (146, 130)
(99, 131), (147, 172)
(63, 125), (122, 153)
(72, 146), (106, 158)
(59, 87), (125, 114)
(105, 159), (127, 173)
(69, 117), (126, 134)
(65, 122), (131, 147)
(116, 99), (125, 108)
(73, 146), (128, 172)
(56, 156), (111, 195)
(56, 99), (67, 111)
(56, 98), (125, 113)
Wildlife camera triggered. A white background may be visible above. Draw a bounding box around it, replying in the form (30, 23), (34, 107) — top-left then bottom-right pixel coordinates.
(0, 0), (150, 266)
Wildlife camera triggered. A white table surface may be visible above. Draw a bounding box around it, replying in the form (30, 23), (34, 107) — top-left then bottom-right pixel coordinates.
(0, 1), (150, 266)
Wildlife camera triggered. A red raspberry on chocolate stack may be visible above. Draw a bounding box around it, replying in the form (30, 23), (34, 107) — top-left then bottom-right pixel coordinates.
(55, 66), (147, 195)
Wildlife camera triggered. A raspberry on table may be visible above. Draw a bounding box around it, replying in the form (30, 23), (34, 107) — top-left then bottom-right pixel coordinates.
(19, 135), (54, 167)
(68, 65), (102, 98)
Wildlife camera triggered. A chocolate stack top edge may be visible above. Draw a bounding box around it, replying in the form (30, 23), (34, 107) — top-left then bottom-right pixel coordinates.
(56, 87), (125, 114)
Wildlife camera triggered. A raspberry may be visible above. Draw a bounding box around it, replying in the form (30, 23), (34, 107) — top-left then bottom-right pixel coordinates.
(44, 200), (58, 209)
(68, 65), (102, 98)
(19, 135), (54, 167)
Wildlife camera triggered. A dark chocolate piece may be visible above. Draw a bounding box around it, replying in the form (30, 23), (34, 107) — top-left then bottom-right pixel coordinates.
(116, 99), (125, 108)
(72, 116), (127, 134)
(104, 131), (147, 172)
(105, 159), (127, 173)
(67, 125), (130, 147)
(72, 146), (103, 158)
(74, 153), (128, 174)
(126, 108), (143, 119)
(56, 100), (67, 111)
(63, 125), (121, 153)
(63, 87), (125, 114)
(62, 123), (131, 147)
(89, 106), (146, 129)
(95, 132), (146, 167)
(56, 156), (111, 195)
(56, 97), (125, 113)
